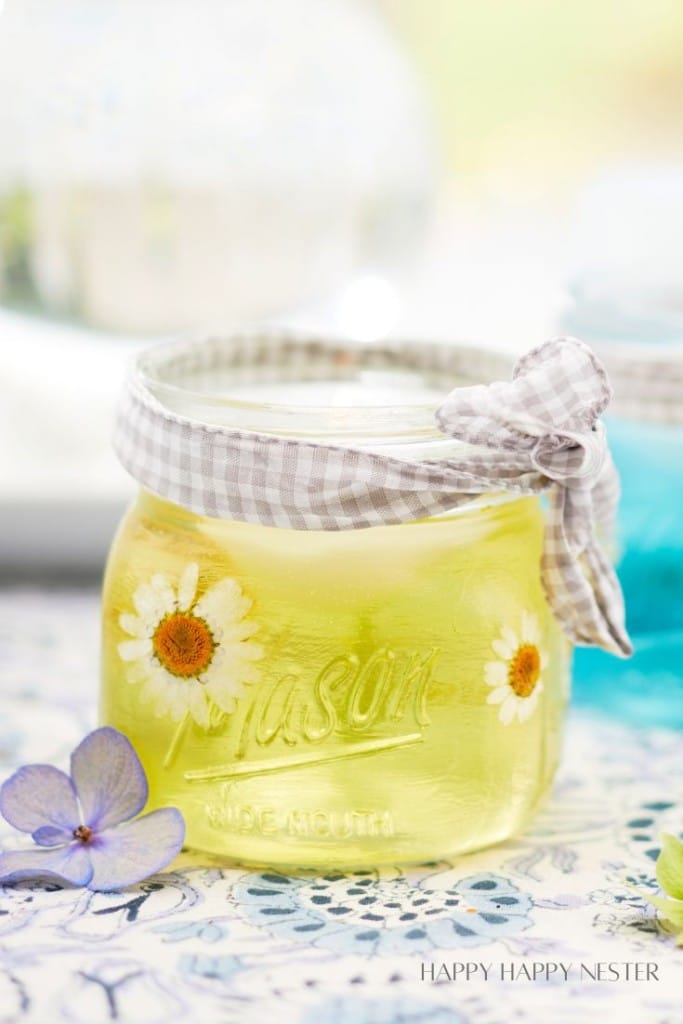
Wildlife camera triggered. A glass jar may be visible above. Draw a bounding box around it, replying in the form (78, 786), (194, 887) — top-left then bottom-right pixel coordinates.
(101, 338), (570, 868)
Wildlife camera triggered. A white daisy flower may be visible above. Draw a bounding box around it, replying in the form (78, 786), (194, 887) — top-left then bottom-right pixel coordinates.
(484, 611), (548, 726)
(118, 563), (263, 729)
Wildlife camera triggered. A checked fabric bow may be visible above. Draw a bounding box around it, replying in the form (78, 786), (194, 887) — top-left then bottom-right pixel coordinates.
(436, 337), (631, 656)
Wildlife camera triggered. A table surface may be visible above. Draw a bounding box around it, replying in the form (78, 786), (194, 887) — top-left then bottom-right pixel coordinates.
(0, 588), (681, 1024)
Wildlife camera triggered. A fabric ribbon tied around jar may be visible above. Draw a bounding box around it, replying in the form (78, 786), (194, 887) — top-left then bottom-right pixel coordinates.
(114, 334), (632, 658)
(436, 338), (630, 656)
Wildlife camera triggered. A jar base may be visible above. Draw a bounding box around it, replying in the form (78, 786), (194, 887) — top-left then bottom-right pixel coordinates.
(178, 784), (553, 873)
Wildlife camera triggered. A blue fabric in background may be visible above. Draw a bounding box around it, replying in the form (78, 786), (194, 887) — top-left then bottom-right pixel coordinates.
(573, 416), (683, 727)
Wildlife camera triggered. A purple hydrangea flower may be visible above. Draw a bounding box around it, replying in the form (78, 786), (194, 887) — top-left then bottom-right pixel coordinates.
(0, 727), (185, 892)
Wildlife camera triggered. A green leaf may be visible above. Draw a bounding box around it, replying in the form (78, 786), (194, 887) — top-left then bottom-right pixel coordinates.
(642, 892), (683, 930)
(656, 833), (683, 901)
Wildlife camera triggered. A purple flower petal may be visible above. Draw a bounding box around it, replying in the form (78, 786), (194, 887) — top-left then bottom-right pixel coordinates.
(0, 842), (93, 887)
(87, 808), (185, 892)
(0, 765), (79, 835)
(70, 727), (148, 831)
(32, 825), (74, 847)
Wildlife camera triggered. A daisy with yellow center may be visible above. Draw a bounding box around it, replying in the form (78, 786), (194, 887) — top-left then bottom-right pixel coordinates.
(484, 611), (547, 725)
(118, 563), (263, 729)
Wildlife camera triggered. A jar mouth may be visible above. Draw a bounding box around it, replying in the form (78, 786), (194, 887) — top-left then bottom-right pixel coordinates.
(138, 332), (512, 445)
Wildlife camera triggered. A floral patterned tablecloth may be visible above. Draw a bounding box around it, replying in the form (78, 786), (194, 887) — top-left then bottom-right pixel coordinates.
(0, 588), (681, 1024)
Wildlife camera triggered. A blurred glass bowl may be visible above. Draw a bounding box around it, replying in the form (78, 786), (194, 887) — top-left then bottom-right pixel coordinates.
(0, 0), (435, 335)
(563, 163), (683, 727)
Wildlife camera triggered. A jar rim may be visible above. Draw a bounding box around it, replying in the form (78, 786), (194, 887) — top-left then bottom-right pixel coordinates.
(137, 332), (513, 445)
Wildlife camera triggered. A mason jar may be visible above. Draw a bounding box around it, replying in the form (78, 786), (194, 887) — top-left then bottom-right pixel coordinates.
(101, 334), (574, 868)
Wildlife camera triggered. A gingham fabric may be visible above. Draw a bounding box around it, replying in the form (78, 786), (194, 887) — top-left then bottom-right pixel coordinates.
(113, 333), (631, 657)
(591, 341), (683, 425)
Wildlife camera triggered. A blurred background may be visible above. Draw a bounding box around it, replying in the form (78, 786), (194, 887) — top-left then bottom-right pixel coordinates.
(1, 0), (682, 722)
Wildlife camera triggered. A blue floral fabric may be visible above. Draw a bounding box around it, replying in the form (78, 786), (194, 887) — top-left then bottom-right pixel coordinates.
(0, 590), (681, 1024)
(235, 871), (533, 954)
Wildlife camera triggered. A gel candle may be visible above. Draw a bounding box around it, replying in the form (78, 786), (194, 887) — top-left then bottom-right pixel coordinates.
(100, 334), (591, 869)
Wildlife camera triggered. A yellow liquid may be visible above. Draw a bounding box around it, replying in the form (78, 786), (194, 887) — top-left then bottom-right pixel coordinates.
(101, 490), (569, 868)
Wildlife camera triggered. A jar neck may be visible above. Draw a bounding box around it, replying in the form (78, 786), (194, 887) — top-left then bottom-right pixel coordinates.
(137, 332), (512, 453)
(137, 486), (536, 528)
